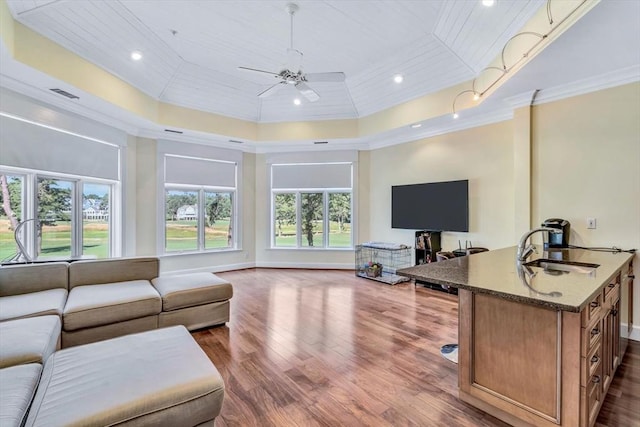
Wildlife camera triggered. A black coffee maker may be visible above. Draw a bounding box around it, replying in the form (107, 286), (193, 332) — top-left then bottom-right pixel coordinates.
(542, 218), (571, 249)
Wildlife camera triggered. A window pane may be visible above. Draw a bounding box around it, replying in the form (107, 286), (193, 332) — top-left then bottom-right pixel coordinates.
(0, 174), (23, 261)
(274, 193), (296, 247)
(37, 178), (73, 258)
(329, 193), (352, 248)
(83, 183), (110, 258)
(205, 192), (233, 249)
(165, 189), (198, 252)
(301, 193), (323, 247)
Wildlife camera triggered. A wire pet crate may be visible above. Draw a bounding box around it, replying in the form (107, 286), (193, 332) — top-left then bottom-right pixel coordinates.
(355, 243), (412, 285)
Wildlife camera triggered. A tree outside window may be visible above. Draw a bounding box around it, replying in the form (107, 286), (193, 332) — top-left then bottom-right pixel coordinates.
(273, 191), (352, 249)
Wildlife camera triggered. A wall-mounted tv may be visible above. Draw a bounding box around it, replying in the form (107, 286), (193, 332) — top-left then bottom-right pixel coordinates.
(392, 180), (469, 231)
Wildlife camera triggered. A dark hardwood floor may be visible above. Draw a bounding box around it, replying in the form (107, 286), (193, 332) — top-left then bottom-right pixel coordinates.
(192, 269), (640, 427)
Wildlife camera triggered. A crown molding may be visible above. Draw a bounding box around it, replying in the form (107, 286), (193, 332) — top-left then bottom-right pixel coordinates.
(504, 65), (640, 109)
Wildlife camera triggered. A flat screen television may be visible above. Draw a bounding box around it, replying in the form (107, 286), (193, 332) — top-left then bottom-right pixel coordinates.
(391, 180), (468, 231)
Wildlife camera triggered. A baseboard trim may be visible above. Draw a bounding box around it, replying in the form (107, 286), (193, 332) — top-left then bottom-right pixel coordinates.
(623, 323), (640, 342)
(161, 262), (256, 276)
(255, 262), (353, 270)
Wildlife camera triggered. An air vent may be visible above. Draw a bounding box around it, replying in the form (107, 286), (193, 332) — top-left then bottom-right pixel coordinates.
(49, 88), (79, 99)
(164, 129), (183, 134)
(229, 139), (244, 144)
(313, 141), (328, 145)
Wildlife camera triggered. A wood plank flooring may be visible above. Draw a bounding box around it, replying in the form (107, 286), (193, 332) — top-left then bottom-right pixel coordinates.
(192, 269), (640, 427)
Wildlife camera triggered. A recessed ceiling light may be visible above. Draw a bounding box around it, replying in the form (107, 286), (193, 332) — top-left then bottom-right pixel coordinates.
(410, 123), (422, 129)
(131, 51), (143, 61)
(293, 98), (301, 106)
(393, 74), (404, 84)
(482, 0), (495, 7)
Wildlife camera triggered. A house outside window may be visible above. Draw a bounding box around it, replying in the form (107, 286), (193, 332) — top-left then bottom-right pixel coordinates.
(270, 161), (354, 249)
(161, 150), (239, 255)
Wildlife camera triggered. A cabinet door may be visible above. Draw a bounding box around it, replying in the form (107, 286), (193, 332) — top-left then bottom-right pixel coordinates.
(602, 308), (613, 392)
(611, 298), (621, 371)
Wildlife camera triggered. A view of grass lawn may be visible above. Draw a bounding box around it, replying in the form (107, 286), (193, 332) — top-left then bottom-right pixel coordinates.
(0, 219), (110, 260)
(274, 221), (351, 247)
(1, 218), (353, 260)
(165, 219), (232, 252)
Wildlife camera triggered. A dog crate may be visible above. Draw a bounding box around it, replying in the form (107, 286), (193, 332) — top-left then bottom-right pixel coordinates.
(355, 243), (412, 285)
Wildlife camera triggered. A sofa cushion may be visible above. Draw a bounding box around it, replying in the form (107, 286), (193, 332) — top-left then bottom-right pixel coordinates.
(0, 364), (42, 427)
(0, 289), (68, 322)
(0, 315), (61, 368)
(26, 326), (225, 427)
(63, 280), (161, 331)
(152, 273), (233, 311)
(68, 257), (159, 290)
(0, 262), (68, 297)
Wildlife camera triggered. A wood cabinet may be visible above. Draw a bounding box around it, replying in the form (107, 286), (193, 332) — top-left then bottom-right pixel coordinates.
(458, 260), (633, 427)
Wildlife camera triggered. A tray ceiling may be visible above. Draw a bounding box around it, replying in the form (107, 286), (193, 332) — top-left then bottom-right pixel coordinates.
(6, 0), (545, 123)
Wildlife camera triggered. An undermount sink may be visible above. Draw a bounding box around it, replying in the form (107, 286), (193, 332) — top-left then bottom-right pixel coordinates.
(524, 259), (600, 275)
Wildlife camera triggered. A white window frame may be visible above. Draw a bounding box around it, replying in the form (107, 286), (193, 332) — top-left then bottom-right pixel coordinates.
(270, 161), (354, 250)
(162, 184), (237, 254)
(0, 166), (120, 261)
(158, 145), (241, 256)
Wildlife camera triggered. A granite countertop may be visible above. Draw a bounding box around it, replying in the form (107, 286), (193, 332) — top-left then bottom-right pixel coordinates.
(396, 246), (633, 312)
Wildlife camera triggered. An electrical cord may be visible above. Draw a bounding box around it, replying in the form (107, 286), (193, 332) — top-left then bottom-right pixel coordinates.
(568, 245), (637, 254)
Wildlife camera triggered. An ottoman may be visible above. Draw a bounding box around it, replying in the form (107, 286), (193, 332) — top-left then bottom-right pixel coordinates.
(152, 272), (233, 330)
(25, 326), (225, 427)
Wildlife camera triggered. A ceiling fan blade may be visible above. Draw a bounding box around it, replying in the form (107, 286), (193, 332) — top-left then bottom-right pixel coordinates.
(287, 48), (303, 73)
(258, 82), (285, 98)
(238, 66), (280, 78)
(305, 72), (346, 83)
(295, 82), (320, 102)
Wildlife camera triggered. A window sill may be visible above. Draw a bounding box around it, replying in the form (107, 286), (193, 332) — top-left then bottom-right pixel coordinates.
(268, 247), (354, 251)
(161, 248), (243, 257)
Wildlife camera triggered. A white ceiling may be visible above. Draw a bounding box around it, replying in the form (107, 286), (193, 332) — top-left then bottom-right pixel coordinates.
(5, 0), (546, 123)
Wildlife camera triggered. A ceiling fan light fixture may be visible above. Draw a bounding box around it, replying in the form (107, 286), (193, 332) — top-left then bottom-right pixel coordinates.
(473, 92), (481, 101)
(293, 98), (301, 106)
(393, 74), (404, 83)
(130, 51), (142, 61)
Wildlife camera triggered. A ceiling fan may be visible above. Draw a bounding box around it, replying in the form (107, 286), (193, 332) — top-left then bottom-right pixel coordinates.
(238, 3), (345, 103)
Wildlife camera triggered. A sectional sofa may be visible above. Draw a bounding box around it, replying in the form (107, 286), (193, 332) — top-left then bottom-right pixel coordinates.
(0, 257), (233, 426)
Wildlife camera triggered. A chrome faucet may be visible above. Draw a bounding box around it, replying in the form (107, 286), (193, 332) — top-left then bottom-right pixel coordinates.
(516, 227), (562, 261)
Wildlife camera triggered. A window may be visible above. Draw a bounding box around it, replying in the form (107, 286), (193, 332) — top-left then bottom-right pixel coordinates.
(162, 153), (237, 254)
(0, 169), (117, 261)
(271, 162), (353, 249)
(0, 112), (122, 261)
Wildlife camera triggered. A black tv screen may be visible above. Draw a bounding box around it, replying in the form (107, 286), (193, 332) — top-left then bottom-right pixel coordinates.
(392, 180), (469, 231)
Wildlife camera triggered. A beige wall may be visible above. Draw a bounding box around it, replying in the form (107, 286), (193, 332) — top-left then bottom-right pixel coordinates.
(368, 120), (516, 253)
(128, 138), (255, 273)
(531, 82), (640, 329)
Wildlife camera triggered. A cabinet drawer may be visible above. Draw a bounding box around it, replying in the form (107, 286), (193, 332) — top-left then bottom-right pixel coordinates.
(582, 319), (603, 355)
(582, 293), (603, 328)
(606, 283), (620, 308)
(582, 339), (602, 386)
(604, 273), (620, 299)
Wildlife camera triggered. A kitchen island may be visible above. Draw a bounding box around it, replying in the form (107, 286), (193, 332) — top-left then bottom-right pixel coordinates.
(397, 246), (634, 427)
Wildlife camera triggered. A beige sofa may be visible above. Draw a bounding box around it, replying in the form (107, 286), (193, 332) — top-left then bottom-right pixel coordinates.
(0, 257), (232, 426)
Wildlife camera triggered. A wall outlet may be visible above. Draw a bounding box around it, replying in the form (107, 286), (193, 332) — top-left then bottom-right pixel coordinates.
(587, 218), (597, 229)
